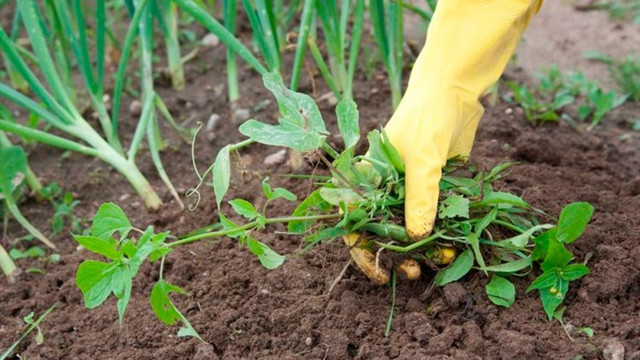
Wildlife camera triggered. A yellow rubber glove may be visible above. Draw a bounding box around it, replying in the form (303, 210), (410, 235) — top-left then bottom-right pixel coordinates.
(345, 0), (542, 283)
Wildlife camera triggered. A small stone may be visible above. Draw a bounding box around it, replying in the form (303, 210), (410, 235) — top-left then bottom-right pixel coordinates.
(305, 337), (313, 347)
(263, 149), (287, 166)
(129, 100), (142, 116)
(206, 114), (221, 132)
(233, 108), (251, 123)
(603, 339), (625, 360)
(119, 193), (131, 202)
(505, 107), (513, 115)
(201, 33), (220, 47)
(102, 94), (111, 104)
(327, 94), (339, 106)
(260, 289), (270, 295)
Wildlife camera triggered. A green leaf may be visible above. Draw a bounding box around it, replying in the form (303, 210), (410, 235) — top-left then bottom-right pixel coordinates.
(486, 276), (516, 307)
(466, 233), (486, 273)
(246, 237), (286, 269)
(500, 224), (554, 249)
(477, 191), (529, 208)
(380, 130), (405, 174)
(229, 198), (258, 219)
(319, 187), (363, 206)
(474, 207), (497, 235)
(0, 145), (27, 193)
(336, 98), (360, 149)
(288, 189), (332, 233)
(579, 327), (594, 338)
(213, 145), (231, 209)
(150, 280), (202, 340)
(219, 213), (245, 238)
(74, 235), (120, 260)
(238, 73), (327, 151)
(9, 246), (46, 260)
(438, 195), (470, 219)
(484, 257), (532, 273)
(561, 264), (590, 281)
(557, 202), (594, 244)
(531, 228), (558, 261)
(271, 188), (297, 201)
(526, 271), (558, 293)
(541, 241), (573, 272)
(366, 130), (393, 179)
(540, 279), (568, 320)
(435, 249), (474, 286)
(90, 203), (133, 240)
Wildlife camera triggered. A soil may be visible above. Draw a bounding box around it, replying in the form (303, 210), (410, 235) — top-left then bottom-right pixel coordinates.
(2, 3), (640, 360)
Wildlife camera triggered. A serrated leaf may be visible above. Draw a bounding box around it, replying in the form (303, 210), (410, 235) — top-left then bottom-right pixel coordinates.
(557, 202), (594, 244)
(486, 276), (516, 307)
(213, 145), (231, 209)
(90, 203), (132, 240)
(0, 145), (27, 193)
(74, 235), (120, 260)
(246, 237), (286, 269)
(229, 198), (258, 219)
(336, 98), (360, 149)
(435, 249), (474, 286)
(150, 280), (202, 340)
(439, 195), (470, 219)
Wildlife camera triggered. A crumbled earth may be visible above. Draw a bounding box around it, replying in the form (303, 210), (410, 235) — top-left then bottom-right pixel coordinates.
(1, 3), (640, 360)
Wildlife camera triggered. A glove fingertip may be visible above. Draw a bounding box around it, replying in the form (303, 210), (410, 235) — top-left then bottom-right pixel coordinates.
(405, 206), (437, 241)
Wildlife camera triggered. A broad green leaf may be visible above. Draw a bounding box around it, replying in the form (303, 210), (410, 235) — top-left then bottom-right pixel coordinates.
(561, 264), (590, 281)
(380, 130), (405, 174)
(246, 237), (286, 269)
(74, 235), (120, 260)
(130, 229), (168, 276)
(239, 73), (327, 151)
(557, 202), (594, 243)
(500, 224), (554, 249)
(531, 228), (558, 261)
(229, 198), (258, 219)
(90, 203), (133, 240)
(319, 187), (363, 206)
(336, 98), (359, 149)
(219, 213), (245, 238)
(0, 145), (27, 193)
(288, 190), (332, 233)
(366, 130), (393, 179)
(486, 276), (516, 307)
(150, 280), (202, 340)
(484, 257), (532, 273)
(76, 260), (118, 308)
(540, 279), (568, 320)
(113, 266), (132, 324)
(435, 249), (474, 286)
(271, 188), (297, 201)
(526, 271), (558, 293)
(541, 241), (573, 272)
(213, 145), (231, 209)
(438, 195), (470, 219)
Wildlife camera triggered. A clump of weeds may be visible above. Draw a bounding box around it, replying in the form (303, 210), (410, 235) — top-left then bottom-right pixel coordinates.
(73, 73), (595, 338)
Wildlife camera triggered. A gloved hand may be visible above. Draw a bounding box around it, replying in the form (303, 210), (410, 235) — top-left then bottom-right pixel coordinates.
(345, 0), (543, 284)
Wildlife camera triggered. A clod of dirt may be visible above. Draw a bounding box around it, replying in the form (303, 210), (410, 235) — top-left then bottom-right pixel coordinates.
(233, 108), (251, 123)
(263, 149), (287, 167)
(603, 339), (625, 360)
(206, 113), (221, 132)
(201, 33), (220, 47)
(129, 100), (142, 116)
(443, 282), (468, 309)
(403, 312), (437, 342)
(496, 330), (535, 359)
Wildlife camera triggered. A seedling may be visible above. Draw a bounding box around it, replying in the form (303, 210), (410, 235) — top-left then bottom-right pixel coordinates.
(504, 80), (574, 124)
(41, 182), (83, 235)
(0, 304), (56, 360)
(585, 51), (640, 102)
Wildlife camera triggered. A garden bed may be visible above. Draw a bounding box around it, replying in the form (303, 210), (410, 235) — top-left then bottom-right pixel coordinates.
(1, 2), (640, 360)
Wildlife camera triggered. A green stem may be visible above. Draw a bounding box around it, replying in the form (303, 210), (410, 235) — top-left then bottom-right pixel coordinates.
(169, 213), (341, 247)
(163, 1), (185, 90)
(321, 142), (340, 159)
(384, 269), (396, 337)
(2, 188), (57, 250)
(224, 0), (239, 103)
(375, 231), (444, 253)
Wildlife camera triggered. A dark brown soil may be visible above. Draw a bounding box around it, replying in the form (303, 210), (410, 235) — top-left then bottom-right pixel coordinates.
(2, 6), (640, 360)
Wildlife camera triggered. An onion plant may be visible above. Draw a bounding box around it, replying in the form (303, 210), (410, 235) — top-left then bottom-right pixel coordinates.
(0, 0), (181, 210)
(154, 0), (186, 90)
(370, 0), (404, 109)
(308, 0), (365, 100)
